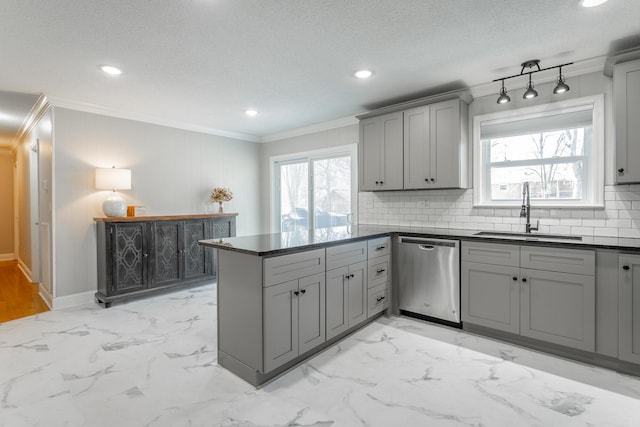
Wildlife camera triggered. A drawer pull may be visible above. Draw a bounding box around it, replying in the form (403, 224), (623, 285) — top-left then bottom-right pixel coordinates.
(376, 296), (386, 302)
(376, 268), (386, 274)
(375, 245), (386, 251)
(623, 265), (630, 271)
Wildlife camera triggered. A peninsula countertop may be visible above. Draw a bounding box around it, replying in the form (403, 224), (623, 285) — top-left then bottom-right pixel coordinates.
(198, 225), (640, 257)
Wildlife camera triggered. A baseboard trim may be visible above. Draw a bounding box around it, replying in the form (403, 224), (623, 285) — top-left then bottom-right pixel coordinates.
(52, 291), (95, 310)
(17, 259), (33, 282)
(0, 253), (16, 261)
(39, 285), (53, 309)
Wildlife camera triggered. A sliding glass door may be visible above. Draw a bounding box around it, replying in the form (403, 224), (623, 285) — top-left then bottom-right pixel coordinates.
(274, 150), (354, 232)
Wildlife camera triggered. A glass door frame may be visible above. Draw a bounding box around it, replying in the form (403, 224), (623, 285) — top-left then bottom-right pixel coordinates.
(270, 145), (357, 233)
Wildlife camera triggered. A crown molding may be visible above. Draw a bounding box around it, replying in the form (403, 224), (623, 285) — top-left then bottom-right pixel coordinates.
(46, 96), (261, 143)
(11, 94), (51, 152)
(260, 115), (358, 143)
(470, 55), (607, 99)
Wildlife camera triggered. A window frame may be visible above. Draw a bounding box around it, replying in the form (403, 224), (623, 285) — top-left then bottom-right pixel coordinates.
(270, 145), (357, 233)
(472, 94), (604, 208)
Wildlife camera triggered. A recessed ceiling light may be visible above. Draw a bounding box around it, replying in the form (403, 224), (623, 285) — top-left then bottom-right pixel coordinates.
(354, 69), (373, 79)
(245, 109), (258, 117)
(580, 0), (608, 7)
(99, 65), (122, 75)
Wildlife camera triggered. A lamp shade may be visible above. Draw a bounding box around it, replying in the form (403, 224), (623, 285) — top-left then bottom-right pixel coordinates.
(95, 167), (131, 190)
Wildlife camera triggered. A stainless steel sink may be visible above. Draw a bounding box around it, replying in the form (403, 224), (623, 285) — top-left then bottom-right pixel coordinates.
(474, 231), (582, 241)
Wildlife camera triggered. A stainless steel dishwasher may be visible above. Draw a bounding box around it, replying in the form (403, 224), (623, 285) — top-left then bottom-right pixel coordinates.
(398, 236), (461, 326)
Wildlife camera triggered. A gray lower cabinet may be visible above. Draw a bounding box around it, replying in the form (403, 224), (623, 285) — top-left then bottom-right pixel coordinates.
(619, 254), (640, 364)
(95, 214), (236, 306)
(462, 262), (520, 334)
(461, 241), (595, 352)
(263, 272), (325, 373)
(326, 261), (367, 340)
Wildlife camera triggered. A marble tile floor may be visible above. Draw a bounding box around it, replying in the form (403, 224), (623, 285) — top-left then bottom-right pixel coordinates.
(1, 283), (639, 427)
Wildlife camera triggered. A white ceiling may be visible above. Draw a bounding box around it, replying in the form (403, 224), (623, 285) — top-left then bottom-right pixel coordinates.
(1, 0), (639, 145)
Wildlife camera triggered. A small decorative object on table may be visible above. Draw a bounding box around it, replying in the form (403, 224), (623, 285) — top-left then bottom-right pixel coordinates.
(209, 187), (233, 213)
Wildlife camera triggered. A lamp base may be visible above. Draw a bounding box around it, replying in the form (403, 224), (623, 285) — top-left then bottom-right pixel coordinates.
(103, 191), (127, 217)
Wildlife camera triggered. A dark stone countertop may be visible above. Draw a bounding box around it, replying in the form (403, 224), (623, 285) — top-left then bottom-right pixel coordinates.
(199, 225), (640, 257)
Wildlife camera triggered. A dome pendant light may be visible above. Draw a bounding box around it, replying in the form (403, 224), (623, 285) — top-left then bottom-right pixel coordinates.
(496, 79), (511, 104)
(523, 73), (538, 100)
(553, 66), (570, 94)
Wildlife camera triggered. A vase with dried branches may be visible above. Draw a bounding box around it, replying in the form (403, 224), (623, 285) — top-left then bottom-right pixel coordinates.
(209, 187), (233, 213)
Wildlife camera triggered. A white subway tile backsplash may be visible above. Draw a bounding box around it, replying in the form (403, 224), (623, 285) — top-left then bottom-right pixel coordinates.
(358, 186), (640, 238)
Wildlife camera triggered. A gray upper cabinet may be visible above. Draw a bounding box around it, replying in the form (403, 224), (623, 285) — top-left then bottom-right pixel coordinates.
(614, 59), (640, 183)
(461, 241), (595, 352)
(359, 112), (404, 191)
(619, 254), (640, 364)
(404, 99), (468, 189)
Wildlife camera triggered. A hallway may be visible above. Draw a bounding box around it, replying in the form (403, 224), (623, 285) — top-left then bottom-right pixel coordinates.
(0, 260), (49, 323)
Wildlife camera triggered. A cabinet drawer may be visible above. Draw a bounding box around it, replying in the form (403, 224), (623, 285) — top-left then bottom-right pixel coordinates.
(367, 257), (390, 288)
(368, 282), (389, 318)
(461, 241), (519, 267)
(368, 237), (391, 259)
(521, 246), (595, 276)
(263, 249), (325, 287)
(326, 241), (367, 271)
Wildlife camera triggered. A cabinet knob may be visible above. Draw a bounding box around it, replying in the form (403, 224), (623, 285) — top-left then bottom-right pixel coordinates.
(143, 253), (148, 258)
(512, 277), (518, 281)
(425, 178), (428, 182)
(375, 181), (379, 184)
(300, 289), (306, 294)
(618, 168), (625, 174)
(430, 178), (435, 182)
(293, 291), (299, 296)
(623, 265), (630, 271)
(522, 278), (527, 283)
(380, 181), (384, 185)
(345, 275), (350, 280)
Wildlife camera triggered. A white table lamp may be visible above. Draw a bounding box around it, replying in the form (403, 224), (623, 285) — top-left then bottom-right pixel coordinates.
(95, 167), (131, 217)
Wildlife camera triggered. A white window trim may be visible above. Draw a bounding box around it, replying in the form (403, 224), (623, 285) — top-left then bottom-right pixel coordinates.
(472, 94), (605, 208)
(269, 144), (358, 233)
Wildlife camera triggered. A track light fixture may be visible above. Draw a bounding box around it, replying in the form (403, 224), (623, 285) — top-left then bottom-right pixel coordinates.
(496, 79), (511, 104)
(553, 66), (570, 94)
(493, 59), (573, 105)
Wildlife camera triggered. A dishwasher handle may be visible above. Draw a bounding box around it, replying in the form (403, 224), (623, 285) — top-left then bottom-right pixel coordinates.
(399, 236), (459, 248)
(419, 245), (435, 251)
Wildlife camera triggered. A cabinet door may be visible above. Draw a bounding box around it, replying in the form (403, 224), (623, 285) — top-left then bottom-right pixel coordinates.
(326, 266), (349, 340)
(520, 268), (595, 352)
(112, 222), (148, 294)
(619, 255), (640, 364)
(348, 261), (367, 327)
(264, 280), (299, 373)
(430, 99), (460, 188)
(359, 112), (403, 191)
(151, 221), (183, 288)
(380, 112), (404, 190)
(183, 219), (211, 280)
(403, 105), (431, 189)
(298, 273), (326, 355)
(461, 261), (520, 334)
(614, 59), (640, 183)
(359, 116), (382, 191)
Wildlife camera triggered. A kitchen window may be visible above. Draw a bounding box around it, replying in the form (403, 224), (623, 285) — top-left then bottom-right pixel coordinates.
(271, 146), (357, 232)
(473, 95), (604, 208)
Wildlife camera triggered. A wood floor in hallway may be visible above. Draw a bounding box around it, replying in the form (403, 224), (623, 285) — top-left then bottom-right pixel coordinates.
(0, 260), (49, 323)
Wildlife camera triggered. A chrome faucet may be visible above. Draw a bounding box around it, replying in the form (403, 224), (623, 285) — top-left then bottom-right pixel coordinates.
(520, 182), (539, 234)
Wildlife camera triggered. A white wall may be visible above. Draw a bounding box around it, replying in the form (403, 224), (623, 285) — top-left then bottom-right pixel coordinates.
(259, 124), (358, 232)
(0, 149), (14, 257)
(358, 71), (640, 237)
(53, 107), (261, 299)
